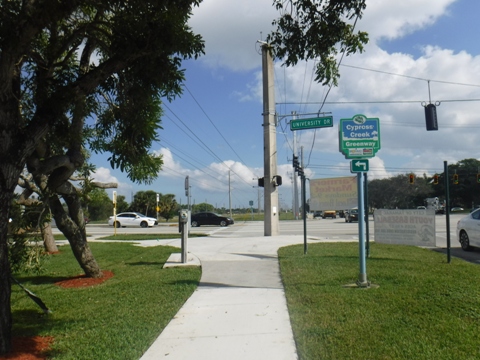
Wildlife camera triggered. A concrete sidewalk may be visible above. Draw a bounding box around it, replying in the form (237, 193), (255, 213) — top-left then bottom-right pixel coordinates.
(139, 235), (303, 360)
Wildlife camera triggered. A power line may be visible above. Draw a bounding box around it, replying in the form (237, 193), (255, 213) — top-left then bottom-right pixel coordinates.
(277, 98), (480, 105)
(163, 106), (254, 189)
(183, 85), (248, 165)
(340, 64), (480, 88)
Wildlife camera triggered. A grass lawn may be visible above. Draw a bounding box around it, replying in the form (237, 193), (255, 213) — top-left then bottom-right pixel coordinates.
(11, 242), (201, 359)
(279, 242), (480, 360)
(96, 233), (208, 241)
(53, 233), (208, 241)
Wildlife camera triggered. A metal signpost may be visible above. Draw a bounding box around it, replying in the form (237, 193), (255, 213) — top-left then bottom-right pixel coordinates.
(340, 114), (381, 287)
(112, 191), (117, 236)
(289, 114), (333, 254)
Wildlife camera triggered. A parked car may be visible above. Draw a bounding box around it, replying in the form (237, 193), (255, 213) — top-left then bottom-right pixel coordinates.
(451, 207), (464, 212)
(345, 208), (358, 223)
(322, 210), (336, 219)
(191, 212), (234, 227)
(456, 208), (480, 251)
(313, 211), (323, 219)
(108, 212), (157, 228)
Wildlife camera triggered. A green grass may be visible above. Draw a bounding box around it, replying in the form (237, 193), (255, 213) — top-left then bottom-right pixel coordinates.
(11, 242), (201, 359)
(278, 243), (480, 360)
(55, 233), (208, 241)
(97, 233), (208, 241)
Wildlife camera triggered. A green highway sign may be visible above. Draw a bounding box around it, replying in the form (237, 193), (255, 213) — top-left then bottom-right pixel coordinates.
(339, 114), (381, 159)
(290, 116), (333, 131)
(351, 159), (369, 173)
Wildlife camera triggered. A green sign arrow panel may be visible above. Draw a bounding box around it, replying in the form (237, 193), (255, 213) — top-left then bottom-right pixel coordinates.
(351, 159), (369, 173)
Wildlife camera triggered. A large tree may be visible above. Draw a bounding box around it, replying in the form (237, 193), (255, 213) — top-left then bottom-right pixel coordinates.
(267, 0), (368, 86)
(129, 190), (158, 217)
(368, 174), (434, 210)
(159, 193), (179, 221)
(0, 0), (204, 354)
(432, 159), (480, 209)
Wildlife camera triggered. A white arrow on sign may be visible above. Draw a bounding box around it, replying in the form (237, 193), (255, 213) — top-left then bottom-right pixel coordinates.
(355, 161), (367, 171)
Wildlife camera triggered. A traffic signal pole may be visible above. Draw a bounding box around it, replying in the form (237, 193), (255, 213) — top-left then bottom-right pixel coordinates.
(444, 161), (451, 263)
(261, 43), (279, 236)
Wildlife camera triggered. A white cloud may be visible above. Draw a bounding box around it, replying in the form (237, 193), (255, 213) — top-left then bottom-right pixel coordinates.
(91, 167), (119, 184)
(190, 0), (277, 71)
(360, 0), (456, 41)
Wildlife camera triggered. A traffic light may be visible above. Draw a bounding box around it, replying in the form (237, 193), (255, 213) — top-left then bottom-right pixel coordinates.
(258, 177), (264, 187)
(433, 174), (439, 185)
(409, 173), (415, 184)
(292, 155), (299, 170)
(453, 174), (459, 185)
(292, 154), (304, 177)
(424, 103), (438, 131)
(273, 175), (282, 187)
(477, 174), (480, 184)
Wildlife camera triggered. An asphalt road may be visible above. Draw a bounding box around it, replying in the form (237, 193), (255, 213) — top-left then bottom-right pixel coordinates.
(55, 213), (480, 264)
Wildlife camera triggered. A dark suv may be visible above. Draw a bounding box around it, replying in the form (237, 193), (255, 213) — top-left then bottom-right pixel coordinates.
(190, 212), (234, 227)
(345, 208), (358, 223)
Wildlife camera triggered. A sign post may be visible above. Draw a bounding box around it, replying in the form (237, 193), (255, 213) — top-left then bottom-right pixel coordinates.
(112, 191), (117, 236)
(339, 114), (381, 287)
(357, 173), (368, 286)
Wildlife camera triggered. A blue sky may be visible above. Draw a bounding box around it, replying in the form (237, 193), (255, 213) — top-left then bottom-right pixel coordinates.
(90, 0), (480, 211)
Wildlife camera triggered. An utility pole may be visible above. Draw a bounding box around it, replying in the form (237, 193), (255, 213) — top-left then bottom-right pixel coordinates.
(260, 42), (279, 236)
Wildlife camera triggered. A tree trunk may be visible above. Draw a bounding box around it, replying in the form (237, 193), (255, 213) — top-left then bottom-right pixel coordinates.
(41, 223), (58, 253)
(49, 194), (103, 278)
(0, 188), (15, 355)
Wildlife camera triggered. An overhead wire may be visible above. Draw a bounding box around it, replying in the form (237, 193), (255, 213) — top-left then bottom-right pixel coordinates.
(163, 105), (257, 192)
(183, 85), (248, 165)
(340, 64), (480, 88)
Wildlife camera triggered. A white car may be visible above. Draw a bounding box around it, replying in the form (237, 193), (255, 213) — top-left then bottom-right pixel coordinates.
(456, 208), (480, 251)
(108, 212), (157, 228)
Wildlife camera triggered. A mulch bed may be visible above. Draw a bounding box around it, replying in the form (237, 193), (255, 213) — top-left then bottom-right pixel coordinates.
(4, 271), (114, 359)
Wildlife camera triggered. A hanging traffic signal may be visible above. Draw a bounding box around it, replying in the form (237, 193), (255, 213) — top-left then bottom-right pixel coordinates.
(409, 173), (415, 184)
(424, 103), (438, 131)
(433, 174), (439, 185)
(453, 174), (459, 185)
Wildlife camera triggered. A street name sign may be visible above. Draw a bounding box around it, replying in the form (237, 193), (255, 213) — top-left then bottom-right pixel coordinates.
(339, 114), (380, 159)
(290, 116), (333, 131)
(351, 159), (369, 173)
